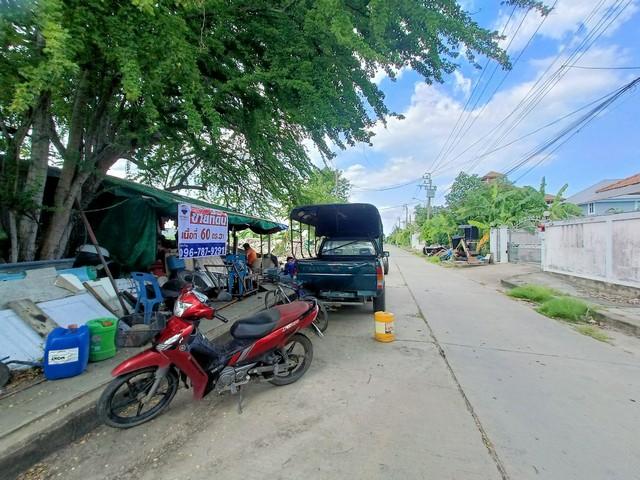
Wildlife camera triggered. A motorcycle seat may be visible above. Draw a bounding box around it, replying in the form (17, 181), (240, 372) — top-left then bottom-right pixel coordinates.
(274, 301), (310, 321)
(230, 309), (281, 339)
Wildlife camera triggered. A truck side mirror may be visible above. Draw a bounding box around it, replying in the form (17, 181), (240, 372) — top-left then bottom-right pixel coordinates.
(383, 251), (390, 257)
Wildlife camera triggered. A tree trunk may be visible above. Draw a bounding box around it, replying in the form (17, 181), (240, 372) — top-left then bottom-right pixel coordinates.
(8, 211), (18, 263)
(38, 72), (89, 260)
(18, 95), (51, 261)
(38, 169), (91, 259)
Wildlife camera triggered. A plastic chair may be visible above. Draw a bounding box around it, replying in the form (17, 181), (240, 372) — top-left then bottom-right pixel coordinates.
(131, 272), (164, 324)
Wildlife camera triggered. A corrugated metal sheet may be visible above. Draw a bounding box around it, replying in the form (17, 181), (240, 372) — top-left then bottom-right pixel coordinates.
(0, 309), (44, 368)
(38, 293), (116, 328)
(1, 293), (117, 370)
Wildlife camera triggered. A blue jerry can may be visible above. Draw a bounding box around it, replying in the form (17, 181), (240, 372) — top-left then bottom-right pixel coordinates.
(43, 325), (90, 380)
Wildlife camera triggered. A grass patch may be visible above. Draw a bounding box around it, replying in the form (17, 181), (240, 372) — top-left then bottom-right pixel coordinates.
(536, 297), (592, 323)
(507, 284), (559, 303)
(574, 325), (611, 343)
(426, 256), (441, 264)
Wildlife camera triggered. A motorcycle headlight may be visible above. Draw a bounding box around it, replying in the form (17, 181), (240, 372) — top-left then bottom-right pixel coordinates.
(173, 299), (193, 317)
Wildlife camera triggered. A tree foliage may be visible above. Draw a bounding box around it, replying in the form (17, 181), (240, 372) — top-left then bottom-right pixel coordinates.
(399, 173), (582, 249)
(445, 172), (486, 213)
(1, 0), (546, 261)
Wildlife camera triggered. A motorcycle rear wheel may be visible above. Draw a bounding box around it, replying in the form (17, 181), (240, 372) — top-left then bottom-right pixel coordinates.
(269, 333), (313, 386)
(98, 367), (178, 428)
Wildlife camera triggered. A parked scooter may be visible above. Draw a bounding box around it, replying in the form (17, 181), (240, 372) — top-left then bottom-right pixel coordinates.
(98, 285), (319, 428)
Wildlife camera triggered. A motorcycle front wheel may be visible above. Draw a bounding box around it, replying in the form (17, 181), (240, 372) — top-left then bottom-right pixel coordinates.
(269, 333), (313, 386)
(97, 367), (178, 428)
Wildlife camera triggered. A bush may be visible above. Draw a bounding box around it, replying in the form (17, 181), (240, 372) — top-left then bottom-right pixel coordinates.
(508, 284), (558, 303)
(536, 297), (591, 322)
(426, 255), (441, 264)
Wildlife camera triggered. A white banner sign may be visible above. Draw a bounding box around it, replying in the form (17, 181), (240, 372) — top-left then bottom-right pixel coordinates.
(177, 203), (228, 258)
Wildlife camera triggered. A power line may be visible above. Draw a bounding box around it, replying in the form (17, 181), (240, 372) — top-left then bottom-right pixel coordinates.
(427, 6), (518, 174)
(439, 80), (636, 175)
(352, 177), (422, 192)
(378, 200), (420, 211)
(435, 74), (640, 197)
(504, 75), (640, 179)
(432, 2), (557, 175)
(568, 65), (640, 70)
(476, 0), (630, 161)
(465, 0), (630, 175)
(468, 0), (611, 164)
(431, 6), (534, 174)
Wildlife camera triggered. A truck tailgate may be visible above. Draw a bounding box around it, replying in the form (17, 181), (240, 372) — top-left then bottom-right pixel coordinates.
(296, 259), (377, 293)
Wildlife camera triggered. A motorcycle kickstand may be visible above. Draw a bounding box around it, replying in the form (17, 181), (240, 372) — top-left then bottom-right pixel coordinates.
(237, 385), (244, 414)
(310, 322), (325, 338)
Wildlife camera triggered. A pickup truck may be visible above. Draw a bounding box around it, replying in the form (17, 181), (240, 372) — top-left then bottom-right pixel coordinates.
(291, 203), (388, 312)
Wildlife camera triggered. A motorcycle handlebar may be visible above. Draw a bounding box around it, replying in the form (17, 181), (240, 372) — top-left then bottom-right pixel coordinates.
(215, 313), (229, 323)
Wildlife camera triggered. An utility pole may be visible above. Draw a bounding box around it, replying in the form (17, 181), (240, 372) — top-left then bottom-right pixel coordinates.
(421, 173), (437, 220)
(404, 204), (409, 228)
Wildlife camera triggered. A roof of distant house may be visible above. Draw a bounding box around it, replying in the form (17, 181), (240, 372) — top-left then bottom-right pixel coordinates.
(566, 177), (640, 205)
(544, 194), (559, 203)
(481, 171), (505, 181)
(597, 173), (640, 193)
(565, 179), (620, 205)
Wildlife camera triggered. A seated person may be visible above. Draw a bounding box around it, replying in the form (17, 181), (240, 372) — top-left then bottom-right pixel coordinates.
(283, 256), (297, 278)
(243, 242), (258, 271)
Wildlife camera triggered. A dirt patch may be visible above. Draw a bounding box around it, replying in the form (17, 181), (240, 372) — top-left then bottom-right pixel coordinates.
(0, 368), (44, 400)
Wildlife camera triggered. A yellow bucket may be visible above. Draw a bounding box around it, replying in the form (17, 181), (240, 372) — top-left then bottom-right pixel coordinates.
(374, 311), (395, 342)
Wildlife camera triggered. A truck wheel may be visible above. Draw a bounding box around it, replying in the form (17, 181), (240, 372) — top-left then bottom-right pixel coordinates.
(383, 258), (389, 275)
(373, 289), (386, 312)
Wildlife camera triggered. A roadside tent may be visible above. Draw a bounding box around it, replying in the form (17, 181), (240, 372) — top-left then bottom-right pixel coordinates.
(91, 175), (286, 270)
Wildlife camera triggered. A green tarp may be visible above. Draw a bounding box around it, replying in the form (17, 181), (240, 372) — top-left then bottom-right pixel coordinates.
(101, 176), (287, 234)
(95, 196), (159, 270)
(93, 175), (287, 270)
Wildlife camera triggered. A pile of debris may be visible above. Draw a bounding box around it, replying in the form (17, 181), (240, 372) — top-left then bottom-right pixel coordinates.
(422, 225), (491, 266)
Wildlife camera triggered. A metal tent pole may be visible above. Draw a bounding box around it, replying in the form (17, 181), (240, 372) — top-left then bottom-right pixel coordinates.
(76, 203), (128, 315)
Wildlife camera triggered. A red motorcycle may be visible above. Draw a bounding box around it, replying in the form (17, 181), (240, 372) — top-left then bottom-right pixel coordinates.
(98, 287), (319, 428)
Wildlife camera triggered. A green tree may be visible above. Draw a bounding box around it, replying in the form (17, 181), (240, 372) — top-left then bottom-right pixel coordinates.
(1, 0), (547, 261)
(548, 184), (582, 220)
(292, 167), (351, 207)
(445, 172), (486, 215)
(420, 212), (457, 245)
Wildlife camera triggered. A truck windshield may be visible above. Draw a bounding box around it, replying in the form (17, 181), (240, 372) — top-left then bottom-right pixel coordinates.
(321, 240), (376, 256)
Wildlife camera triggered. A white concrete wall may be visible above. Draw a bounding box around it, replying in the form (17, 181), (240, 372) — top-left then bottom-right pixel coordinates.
(542, 211), (640, 288)
(490, 227), (509, 263)
(411, 233), (421, 250)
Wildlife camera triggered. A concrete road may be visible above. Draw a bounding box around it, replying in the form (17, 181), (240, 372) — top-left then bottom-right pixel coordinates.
(391, 247), (640, 480)
(19, 248), (640, 480)
(20, 254), (502, 480)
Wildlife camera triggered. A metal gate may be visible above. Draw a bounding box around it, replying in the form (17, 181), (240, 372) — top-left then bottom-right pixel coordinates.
(507, 229), (541, 264)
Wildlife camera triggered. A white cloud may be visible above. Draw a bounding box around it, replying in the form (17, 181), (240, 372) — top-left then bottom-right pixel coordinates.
(340, 45), (633, 196)
(497, 0), (639, 52)
(453, 71), (472, 97)
(372, 65), (411, 85)
(344, 156), (423, 190)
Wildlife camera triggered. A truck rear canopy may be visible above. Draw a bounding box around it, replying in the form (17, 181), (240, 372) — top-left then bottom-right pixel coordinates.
(290, 203), (383, 238)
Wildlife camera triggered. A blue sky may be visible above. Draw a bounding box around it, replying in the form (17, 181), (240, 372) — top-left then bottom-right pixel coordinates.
(327, 0), (640, 231)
